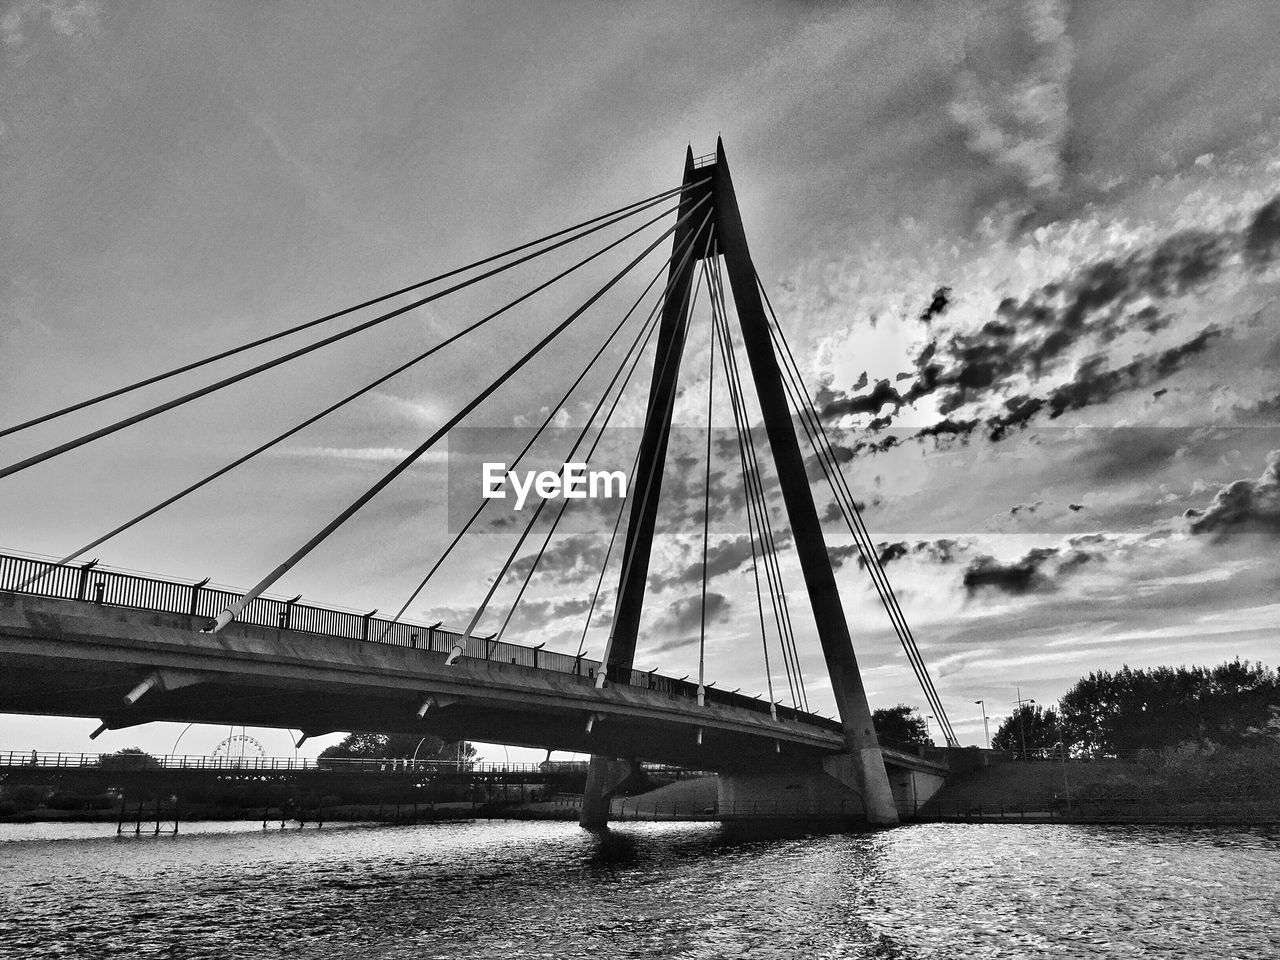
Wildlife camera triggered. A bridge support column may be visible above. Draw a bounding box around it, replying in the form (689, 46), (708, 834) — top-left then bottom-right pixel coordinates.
(579, 756), (637, 830)
(710, 139), (899, 826)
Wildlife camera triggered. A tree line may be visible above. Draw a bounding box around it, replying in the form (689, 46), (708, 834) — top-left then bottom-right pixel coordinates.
(873, 659), (1280, 756)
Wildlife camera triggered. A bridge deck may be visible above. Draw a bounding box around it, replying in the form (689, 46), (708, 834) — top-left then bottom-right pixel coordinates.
(0, 588), (856, 773)
(0, 551), (834, 732)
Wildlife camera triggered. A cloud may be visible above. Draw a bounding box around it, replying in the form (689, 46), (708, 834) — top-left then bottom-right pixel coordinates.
(818, 190), (1280, 460)
(2, 0), (99, 48)
(827, 307), (1233, 462)
(1037, 326), (1223, 419)
(918, 286), (952, 323)
(855, 538), (965, 571)
(912, 229), (1233, 416)
(1188, 449), (1280, 539)
(962, 544), (1096, 597)
(652, 591), (731, 639)
(652, 535), (757, 592)
(505, 534), (610, 584)
(819, 377), (902, 420)
(828, 543), (860, 570)
(499, 595), (594, 632)
(947, 0), (1074, 194)
(1236, 393), (1280, 424)
(1243, 197), (1280, 268)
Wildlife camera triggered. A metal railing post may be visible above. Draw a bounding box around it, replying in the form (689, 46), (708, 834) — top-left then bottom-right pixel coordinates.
(189, 577), (210, 616)
(76, 559), (99, 600)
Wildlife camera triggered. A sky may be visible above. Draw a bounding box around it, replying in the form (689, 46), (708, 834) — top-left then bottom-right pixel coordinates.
(2, 0), (1278, 762)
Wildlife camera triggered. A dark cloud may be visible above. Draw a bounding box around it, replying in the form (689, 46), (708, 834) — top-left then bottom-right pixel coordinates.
(987, 394), (1044, 442)
(505, 535), (608, 584)
(918, 539), (963, 564)
(893, 326), (1224, 455)
(855, 538), (964, 570)
(828, 543), (860, 570)
(1041, 326), (1221, 419)
(1069, 503), (1085, 511)
(961, 544), (1096, 597)
(919, 286), (952, 323)
(877, 541), (910, 565)
(1244, 197), (1280, 268)
(916, 417), (979, 443)
(1010, 500), (1043, 516)
(1189, 450), (1280, 539)
(962, 542), (1100, 593)
(654, 592), (731, 636)
(820, 377), (902, 419)
(963, 550), (1054, 595)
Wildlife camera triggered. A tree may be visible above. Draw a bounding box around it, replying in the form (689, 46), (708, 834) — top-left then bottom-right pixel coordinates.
(992, 704), (1062, 755)
(1057, 659), (1280, 755)
(318, 733), (478, 764)
(872, 704), (932, 747)
(96, 747), (161, 771)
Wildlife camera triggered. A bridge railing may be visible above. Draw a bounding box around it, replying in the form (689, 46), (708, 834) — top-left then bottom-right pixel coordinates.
(0, 549), (845, 735)
(0, 750), (715, 780)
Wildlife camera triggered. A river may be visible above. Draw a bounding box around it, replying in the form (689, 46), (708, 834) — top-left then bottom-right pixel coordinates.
(2, 819), (1276, 958)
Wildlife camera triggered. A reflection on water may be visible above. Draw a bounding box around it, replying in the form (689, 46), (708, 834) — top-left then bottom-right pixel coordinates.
(2, 819), (1277, 958)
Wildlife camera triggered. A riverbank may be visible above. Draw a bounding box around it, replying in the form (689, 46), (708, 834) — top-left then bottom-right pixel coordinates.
(917, 755), (1280, 823)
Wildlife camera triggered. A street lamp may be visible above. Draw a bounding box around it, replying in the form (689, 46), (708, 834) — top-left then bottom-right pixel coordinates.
(1015, 688), (1036, 761)
(974, 700), (990, 749)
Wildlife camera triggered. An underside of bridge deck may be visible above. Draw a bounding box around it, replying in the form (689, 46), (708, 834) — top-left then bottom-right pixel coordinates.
(0, 592), (849, 775)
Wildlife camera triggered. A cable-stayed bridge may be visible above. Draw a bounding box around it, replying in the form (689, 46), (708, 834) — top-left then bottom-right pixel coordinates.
(1, 141), (957, 828)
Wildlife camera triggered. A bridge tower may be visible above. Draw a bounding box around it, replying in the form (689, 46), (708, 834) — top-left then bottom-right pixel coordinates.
(580, 140), (899, 828)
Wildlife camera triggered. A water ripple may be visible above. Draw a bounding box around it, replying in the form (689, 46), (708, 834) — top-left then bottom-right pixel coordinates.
(1, 821), (1277, 958)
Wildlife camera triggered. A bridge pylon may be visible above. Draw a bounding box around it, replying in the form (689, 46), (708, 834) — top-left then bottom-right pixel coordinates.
(581, 140), (898, 829)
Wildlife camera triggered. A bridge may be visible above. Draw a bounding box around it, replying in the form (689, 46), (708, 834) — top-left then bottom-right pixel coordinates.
(1, 140), (957, 828)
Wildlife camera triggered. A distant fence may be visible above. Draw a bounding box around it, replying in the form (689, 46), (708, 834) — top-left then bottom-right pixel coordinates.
(0, 750), (714, 780)
(0, 550), (840, 735)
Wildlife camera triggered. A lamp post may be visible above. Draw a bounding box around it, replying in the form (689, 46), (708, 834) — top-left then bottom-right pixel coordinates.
(974, 700), (990, 749)
(1053, 712), (1072, 814)
(1015, 689), (1036, 761)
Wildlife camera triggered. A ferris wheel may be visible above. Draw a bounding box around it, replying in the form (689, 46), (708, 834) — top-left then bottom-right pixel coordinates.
(212, 731), (267, 765)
